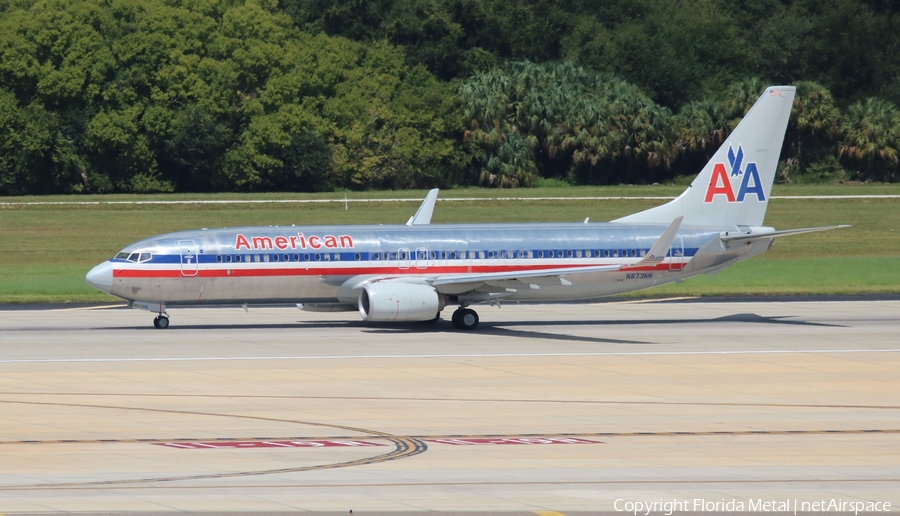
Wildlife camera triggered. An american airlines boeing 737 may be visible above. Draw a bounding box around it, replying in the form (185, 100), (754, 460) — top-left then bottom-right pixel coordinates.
(86, 86), (846, 330)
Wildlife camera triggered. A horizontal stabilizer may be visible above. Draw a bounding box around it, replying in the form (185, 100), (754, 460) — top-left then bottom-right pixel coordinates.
(721, 225), (850, 243)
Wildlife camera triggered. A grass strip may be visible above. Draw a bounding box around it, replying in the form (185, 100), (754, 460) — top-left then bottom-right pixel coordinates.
(1, 188), (897, 303)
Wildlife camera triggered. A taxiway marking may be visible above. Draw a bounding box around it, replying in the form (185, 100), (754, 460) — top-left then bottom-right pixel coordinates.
(2, 348), (900, 364)
(428, 437), (601, 446)
(4, 428), (898, 447)
(155, 440), (385, 449)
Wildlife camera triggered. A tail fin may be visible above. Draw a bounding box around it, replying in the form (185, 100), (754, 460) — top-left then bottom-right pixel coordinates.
(614, 86), (795, 227)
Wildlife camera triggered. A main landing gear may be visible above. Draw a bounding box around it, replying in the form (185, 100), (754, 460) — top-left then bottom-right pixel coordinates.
(451, 307), (479, 330)
(153, 315), (170, 329)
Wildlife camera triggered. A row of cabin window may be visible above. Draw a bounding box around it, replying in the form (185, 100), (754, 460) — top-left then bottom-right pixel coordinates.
(216, 253), (341, 263)
(372, 249), (648, 260)
(213, 248), (650, 264)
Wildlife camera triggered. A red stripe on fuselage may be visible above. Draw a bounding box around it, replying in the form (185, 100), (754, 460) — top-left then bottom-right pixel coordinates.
(111, 262), (681, 279)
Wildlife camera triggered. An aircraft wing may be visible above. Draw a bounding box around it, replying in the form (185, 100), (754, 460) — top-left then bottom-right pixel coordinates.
(431, 264), (622, 288)
(429, 217), (683, 292)
(720, 225), (850, 244)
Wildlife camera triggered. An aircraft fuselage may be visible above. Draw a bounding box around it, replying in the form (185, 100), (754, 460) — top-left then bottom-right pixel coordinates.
(91, 222), (769, 306)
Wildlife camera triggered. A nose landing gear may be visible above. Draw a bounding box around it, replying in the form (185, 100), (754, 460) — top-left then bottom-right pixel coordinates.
(451, 307), (479, 330)
(131, 301), (170, 329)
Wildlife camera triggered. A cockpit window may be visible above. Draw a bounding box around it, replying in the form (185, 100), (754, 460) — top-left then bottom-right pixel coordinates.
(117, 251), (152, 263)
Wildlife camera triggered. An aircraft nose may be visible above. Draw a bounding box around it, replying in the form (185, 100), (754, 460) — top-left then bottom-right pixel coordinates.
(85, 261), (113, 294)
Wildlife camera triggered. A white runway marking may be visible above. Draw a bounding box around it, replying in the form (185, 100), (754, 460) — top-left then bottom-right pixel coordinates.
(2, 348), (899, 364)
(2, 195), (899, 206)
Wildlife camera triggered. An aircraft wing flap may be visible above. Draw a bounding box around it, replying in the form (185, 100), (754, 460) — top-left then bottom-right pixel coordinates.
(431, 264), (622, 288)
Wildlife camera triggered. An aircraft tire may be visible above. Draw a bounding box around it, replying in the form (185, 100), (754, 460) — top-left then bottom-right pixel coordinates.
(154, 315), (170, 329)
(451, 308), (463, 328)
(453, 308), (478, 330)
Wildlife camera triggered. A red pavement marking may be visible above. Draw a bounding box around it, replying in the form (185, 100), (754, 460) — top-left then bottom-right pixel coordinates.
(427, 437), (602, 445)
(154, 440), (385, 449)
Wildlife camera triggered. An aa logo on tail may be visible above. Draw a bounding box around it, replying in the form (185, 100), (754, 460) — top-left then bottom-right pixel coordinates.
(704, 145), (766, 203)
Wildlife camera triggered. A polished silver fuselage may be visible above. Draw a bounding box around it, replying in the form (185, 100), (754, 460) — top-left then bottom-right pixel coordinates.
(103, 222), (771, 306)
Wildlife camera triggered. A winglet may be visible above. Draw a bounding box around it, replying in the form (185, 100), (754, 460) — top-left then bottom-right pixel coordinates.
(623, 216), (683, 269)
(407, 188), (439, 226)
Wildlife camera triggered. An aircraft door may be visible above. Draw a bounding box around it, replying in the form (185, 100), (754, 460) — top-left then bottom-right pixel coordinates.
(398, 248), (410, 270)
(179, 240), (199, 277)
(669, 236), (684, 271)
(415, 247), (429, 269)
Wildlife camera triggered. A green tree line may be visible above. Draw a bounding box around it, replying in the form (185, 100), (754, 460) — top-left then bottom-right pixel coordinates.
(1, 0), (898, 195)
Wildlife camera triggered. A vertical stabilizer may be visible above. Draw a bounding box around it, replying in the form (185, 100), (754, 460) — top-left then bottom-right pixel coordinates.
(614, 86), (795, 227)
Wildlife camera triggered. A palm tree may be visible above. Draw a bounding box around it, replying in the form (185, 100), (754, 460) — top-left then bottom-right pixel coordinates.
(838, 97), (900, 182)
(780, 81), (842, 182)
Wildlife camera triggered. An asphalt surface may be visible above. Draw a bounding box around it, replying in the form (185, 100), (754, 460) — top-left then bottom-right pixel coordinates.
(0, 299), (898, 514)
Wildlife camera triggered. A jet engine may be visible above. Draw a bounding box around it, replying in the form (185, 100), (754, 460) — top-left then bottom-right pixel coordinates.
(358, 281), (442, 322)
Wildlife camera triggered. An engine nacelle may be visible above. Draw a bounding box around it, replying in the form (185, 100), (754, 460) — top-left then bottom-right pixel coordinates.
(358, 281), (441, 322)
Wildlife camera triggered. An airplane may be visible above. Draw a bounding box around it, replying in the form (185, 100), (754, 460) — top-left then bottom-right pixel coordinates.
(86, 85), (847, 330)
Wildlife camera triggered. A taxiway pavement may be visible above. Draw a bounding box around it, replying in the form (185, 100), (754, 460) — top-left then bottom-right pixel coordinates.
(0, 299), (898, 513)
